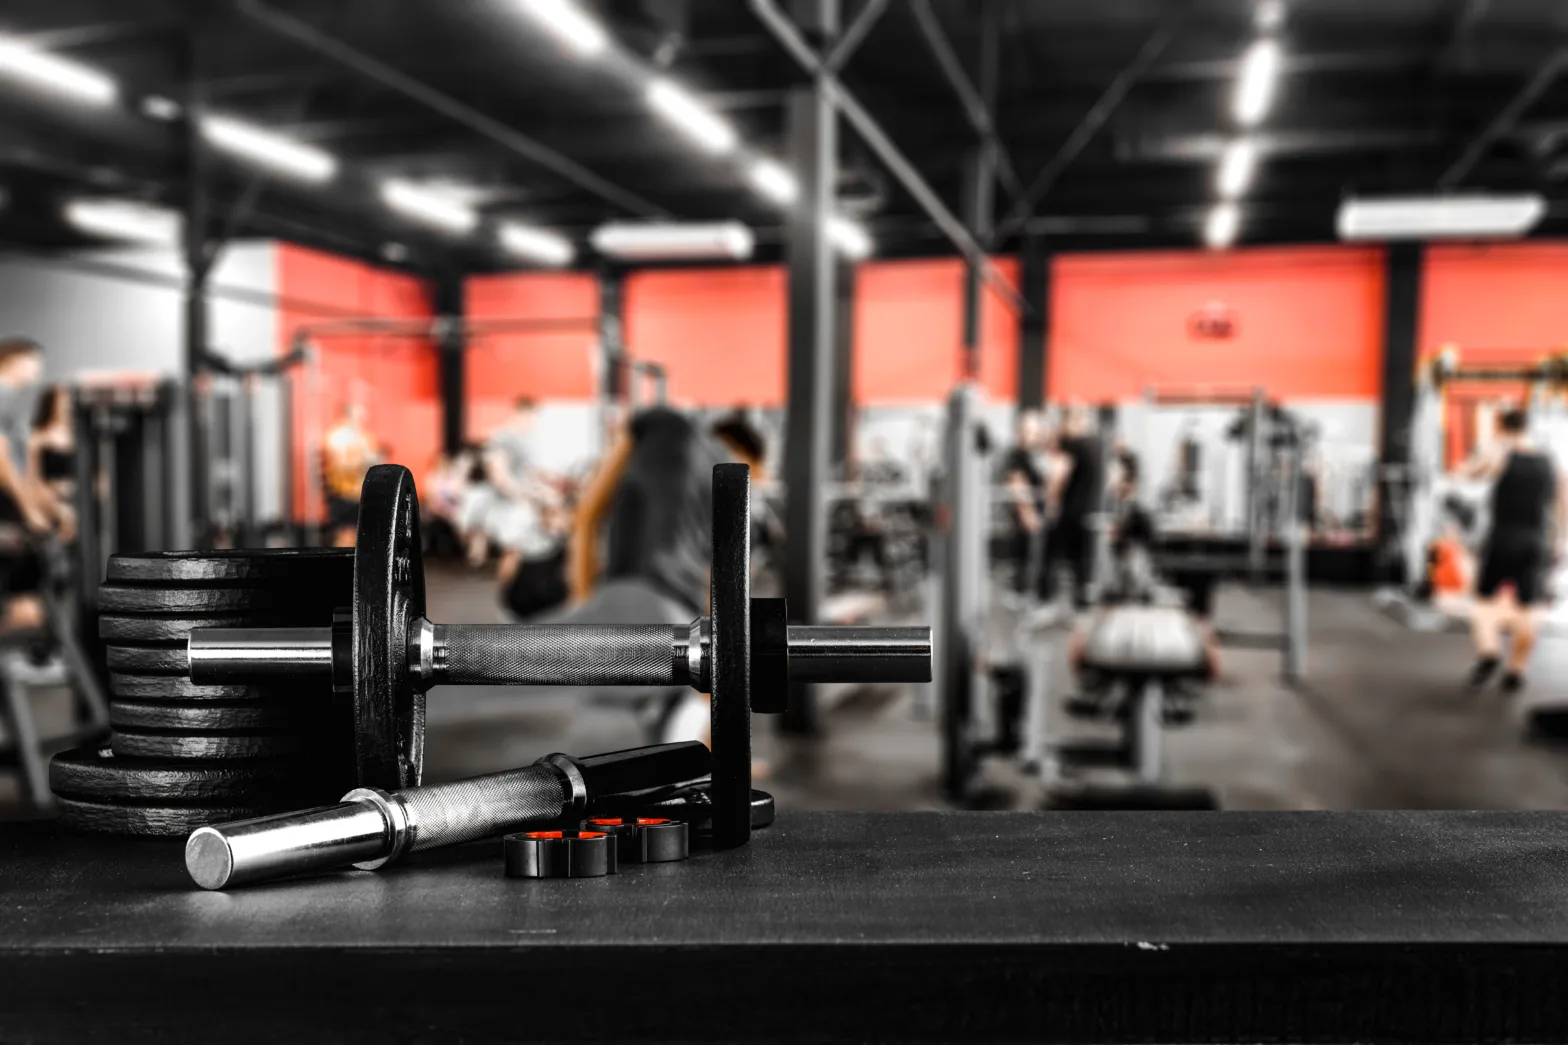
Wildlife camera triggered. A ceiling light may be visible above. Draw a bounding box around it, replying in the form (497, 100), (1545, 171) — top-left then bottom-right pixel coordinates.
(1204, 203), (1240, 250)
(499, 221), (574, 266)
(516, 0), (609, 57)
(829, 216), (873, 260)
(1255, 0), (1287, 32)
(200, 115), (338, 184)
(1233, 39), (1282, 127)
(64, 198), (180, 245)
(1217, 139), (1258, 198)
(647, 78), (738, 155)
(381, 242), (410, 263)
(382, 180), (480, 234)
(747, 158), (798, 206)
(591, 221), (754, 261)
(0, 34), (116, 107)
(141, 94), (181, 121)
(1337, 194), (1547, 241)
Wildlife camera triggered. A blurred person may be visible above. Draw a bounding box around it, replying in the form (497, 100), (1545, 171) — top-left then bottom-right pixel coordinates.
(0, 340), (63, 630)
(483, 398), (565, 579)
(422, 451), (468, 560)
(1457, 407), (1567, 693)
(1001, 409), (1048, 597)
(1039, 405), (1104, 610)
(323, 401), (378, 547)
(566, 406), (767, 745)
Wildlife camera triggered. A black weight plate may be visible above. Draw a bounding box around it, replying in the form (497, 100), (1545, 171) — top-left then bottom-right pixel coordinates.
(109, 673), (262, 701)
(105, 646), (187, 675)
(100, 613), (293, 645)
(98, 586), (299, 615)
(708, 462), (753, 849)
(111, 730), (306, 761)
(107, 549), (354, 587)
(49, 745), (323, 803)
(55, 796), (288, 838)
(354, 465), (425, 791)
(110, 701), (305, 732)
(595, 785), (775, 831)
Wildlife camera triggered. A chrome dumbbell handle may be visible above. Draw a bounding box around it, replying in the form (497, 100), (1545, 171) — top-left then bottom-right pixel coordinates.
(188, 619), (932, 693)
(185, 742), (710, 890)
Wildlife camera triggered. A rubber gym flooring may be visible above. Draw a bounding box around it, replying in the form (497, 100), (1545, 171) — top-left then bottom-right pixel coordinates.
(5, 565), (1568, 815)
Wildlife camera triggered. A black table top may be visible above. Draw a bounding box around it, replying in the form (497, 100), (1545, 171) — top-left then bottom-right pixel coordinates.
(5, 810), (1568, 1042)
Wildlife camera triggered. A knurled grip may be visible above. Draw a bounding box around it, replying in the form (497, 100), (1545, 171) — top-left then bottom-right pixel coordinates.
(437, 624), (680, 687)
(398, 764), (569, 853)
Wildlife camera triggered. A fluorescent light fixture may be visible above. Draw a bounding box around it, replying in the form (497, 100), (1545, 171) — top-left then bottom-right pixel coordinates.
(141, 94), (181, 121)
(1255, 0), (1287, 32)
(499, 221), (574, 266)
(1233, 39), (1282, 127)
(1217, 139), (1258, 198)
(1204, 202), (1240, 250)
(0, 34), (116, 107)
(64, 198), (180, 245)
(748, 158), (798, 206)
(382, 179), (481, 234)
(829, 216), (873, 260)
(1337, 194), (1547, 241)
(646, 78), (738, 155)
(516, 0), (609, 57)
(201, 115), (338, 184)
(591, 221), (754, 261)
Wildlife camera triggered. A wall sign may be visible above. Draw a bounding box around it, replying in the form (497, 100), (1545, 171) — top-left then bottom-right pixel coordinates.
(1189, 301), (1238, 340)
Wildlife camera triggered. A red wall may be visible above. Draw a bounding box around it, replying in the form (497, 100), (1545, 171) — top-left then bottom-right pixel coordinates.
(1421, 243), (1568, 462)
(853, 257), (1019, 404)
(623, 266), (787, 408)
(276, 245), (439, 512)
(465, 272), (600, 436)
(1049, 246), (1387, 402)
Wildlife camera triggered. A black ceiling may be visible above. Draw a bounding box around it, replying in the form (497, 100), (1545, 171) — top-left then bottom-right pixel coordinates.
(0, 0), (1565, 275)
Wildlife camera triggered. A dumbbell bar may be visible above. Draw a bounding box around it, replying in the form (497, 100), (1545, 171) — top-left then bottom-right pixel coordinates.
(189, 620), (927, 697)
(172, 463), (931, 851)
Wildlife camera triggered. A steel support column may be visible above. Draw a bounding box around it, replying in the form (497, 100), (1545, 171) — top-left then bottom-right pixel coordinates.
(959, 0), (999, 381)
(831, 260), (855, 471)
(598, 268), (626, 404)
(435, 275), (466, 455)
(182, 23), (217, 550)
(1379, 242), (1423, 558)
(781, 0), (840, 736)
(1017, 235), (1049, 410)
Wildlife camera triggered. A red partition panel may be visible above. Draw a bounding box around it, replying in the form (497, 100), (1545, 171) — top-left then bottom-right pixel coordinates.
(276, 244), (439, 514)
(623, 266), (786, 407)
(464, 273), (600, 438)
(1421, 242), (1568, 463)
(1049, 246), (1387, 402)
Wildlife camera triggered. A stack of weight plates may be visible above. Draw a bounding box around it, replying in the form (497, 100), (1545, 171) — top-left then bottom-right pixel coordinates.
(49, 549), (357, 837)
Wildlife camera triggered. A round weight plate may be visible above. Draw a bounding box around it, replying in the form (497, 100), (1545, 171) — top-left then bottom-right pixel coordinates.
(100, 613), (293, 646)
(105, 646), (187, 675)
(98, 586), (299, 615)
(353, 465), (425, 791)
(595, 785), (776, 832)
(56, 796), (287, 838)
(109, 673), (262, 702)
(110, 701), (305, 733)
(111, 730), (307, 761)
(708, 463), (753, 849)
(107, 549), (354, 587)
(49, 745), (322, 803)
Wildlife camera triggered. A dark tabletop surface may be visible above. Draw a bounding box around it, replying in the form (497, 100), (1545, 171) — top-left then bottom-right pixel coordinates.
(4, 809), (1568, 950)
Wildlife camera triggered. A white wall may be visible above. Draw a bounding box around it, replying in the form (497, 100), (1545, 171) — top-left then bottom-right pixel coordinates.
(0, 242), (285, 528)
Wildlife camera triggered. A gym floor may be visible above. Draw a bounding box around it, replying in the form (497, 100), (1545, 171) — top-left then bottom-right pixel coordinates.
(7, 566), (1568, 817)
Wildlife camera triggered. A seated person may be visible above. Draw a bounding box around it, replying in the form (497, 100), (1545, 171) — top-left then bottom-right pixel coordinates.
(1070, 450), (1221, 682)
(564, 407), (767, 744)
(323, 402), (377, 547)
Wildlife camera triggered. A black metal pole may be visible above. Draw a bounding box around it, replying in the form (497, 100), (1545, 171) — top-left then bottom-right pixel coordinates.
(959, 0), (999, 381)
(1379, 243), (1423, 564)
(781, 0), (840, 736)
(1017, 236), (1049, 410)
(831, 261), (855, 472)
(182, 20), (217, 551)
(598, 267), (626, 406)
(434, 275), (466, 455)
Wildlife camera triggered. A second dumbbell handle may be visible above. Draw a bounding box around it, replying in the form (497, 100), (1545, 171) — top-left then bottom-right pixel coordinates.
(188, 620), (932, 690)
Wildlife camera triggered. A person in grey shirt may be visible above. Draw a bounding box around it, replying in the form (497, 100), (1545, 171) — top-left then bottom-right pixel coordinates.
(0, 338), (53, 534)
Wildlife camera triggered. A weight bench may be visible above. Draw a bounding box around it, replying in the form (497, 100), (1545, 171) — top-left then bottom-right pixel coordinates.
(1051, 604), (1218, 810)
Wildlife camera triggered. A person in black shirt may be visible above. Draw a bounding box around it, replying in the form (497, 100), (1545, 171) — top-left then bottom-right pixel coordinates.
(1040, 408), (1104, 609)
(1459, 407), (1566, 693)
(1001, 410), (1047, 595)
